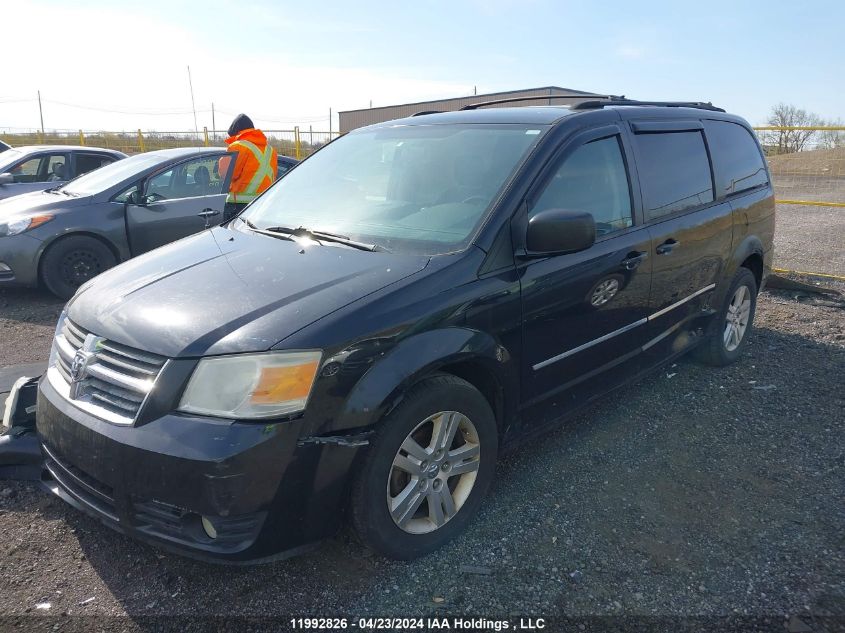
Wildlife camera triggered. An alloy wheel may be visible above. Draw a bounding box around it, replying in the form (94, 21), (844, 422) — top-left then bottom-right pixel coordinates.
(387, 411), (481, 534)
(724, 285), (751, 352)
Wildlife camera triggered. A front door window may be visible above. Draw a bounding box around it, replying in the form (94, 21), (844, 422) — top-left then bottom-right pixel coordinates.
(145, 156), (227, 202)
(530, 135), (633, 236)
(9, 153), (68, 183)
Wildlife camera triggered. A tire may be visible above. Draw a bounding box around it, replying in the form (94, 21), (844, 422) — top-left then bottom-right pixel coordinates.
(40, 235), (117, 300)
(696, 267), (758, 366)
(351, 374), (498, 560)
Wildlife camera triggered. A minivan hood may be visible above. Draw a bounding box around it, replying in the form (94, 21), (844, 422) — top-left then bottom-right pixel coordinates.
(0, 190), (90, 217)
(68, 226), (429, 357)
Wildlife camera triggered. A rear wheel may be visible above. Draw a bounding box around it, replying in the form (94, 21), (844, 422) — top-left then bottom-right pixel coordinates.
(697, 267), (757, 366)
(351, 375), (497, 559)
(40, 235), (116, 299)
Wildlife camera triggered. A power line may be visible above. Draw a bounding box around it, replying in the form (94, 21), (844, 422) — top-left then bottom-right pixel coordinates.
(214, 107), (328, 124)
(1, 95), (330, 126)
(44, 99), (205, 115)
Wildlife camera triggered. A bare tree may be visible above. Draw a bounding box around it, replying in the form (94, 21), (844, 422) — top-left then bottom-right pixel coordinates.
(817, 118), (845, 150)
(764, 103), (824, 154)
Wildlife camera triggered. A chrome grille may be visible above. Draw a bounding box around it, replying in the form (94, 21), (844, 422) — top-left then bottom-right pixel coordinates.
(49, 317), (167, 425)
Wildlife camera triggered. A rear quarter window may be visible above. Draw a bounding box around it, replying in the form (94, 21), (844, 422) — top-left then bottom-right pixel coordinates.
(634, 130), (714, 220)
(703, 120), (769, 197)
(76, 153), (117, 176)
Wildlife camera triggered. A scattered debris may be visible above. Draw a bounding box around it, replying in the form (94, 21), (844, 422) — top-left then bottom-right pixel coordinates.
(35, 603), (51, 610)
(568, 570), (583, 583)
(78, 597), (95, 606)
(432, 596), (445, 604)
(666, 373), (677, 379)
(459, 565), (492, 576)
(753, 384), (777, 391)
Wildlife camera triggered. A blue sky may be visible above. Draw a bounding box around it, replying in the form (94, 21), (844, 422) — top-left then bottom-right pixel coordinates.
(3, 0), (843, 132)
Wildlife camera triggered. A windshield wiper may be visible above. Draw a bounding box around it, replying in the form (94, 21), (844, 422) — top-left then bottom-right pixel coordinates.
(241, 217), (296, 242)
(260, 224), (387, 252)
(241, 217), (387, 252)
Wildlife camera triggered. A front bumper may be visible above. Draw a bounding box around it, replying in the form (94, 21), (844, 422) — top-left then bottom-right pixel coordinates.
(36, 374), (364, 563)
(0, 233), (42, 287)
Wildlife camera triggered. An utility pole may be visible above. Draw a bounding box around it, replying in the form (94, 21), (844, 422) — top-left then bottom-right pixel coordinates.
(37, 90), (45, 137)
(187, 65), (199, 138)
(329, 108), (332, 137)
(211, 102), (216, 141)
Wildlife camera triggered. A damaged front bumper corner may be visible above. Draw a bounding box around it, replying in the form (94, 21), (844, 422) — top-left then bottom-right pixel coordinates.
(0, 376), (44, 481)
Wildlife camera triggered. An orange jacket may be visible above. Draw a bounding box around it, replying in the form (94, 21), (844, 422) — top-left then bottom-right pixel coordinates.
(219, 128), (278, 204)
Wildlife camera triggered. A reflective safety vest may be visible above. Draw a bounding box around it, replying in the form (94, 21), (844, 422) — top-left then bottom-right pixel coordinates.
(222, 128), (278, 204)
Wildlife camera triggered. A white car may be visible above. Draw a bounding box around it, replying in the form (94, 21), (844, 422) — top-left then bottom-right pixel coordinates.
(0, 145), (126, 201)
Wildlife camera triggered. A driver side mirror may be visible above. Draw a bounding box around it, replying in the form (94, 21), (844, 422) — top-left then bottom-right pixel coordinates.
(0, 173), (13, 186)
(524, 208), (596, 256)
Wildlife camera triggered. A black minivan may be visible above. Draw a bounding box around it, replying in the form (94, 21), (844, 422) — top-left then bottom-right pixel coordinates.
(35, 99), (775, 562)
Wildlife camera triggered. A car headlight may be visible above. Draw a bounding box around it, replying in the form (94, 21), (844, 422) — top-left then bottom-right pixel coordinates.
(48, 310), (68, 369)
(0, 214), (53, 237)
(178, 351), (322, 419)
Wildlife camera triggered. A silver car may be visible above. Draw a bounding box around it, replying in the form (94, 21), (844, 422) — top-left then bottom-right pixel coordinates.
(0, 145), (126, 201)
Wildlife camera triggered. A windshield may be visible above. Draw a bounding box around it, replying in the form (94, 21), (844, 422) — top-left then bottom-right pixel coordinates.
(0, 149), (24, 172)
(241, 124), (546, 255)
(61, 152), (164, 196)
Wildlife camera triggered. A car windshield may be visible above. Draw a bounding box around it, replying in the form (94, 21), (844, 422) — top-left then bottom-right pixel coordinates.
(0, 149), (24, 172)
(241, 123), (547, 255)
(61, 152), (165, 196)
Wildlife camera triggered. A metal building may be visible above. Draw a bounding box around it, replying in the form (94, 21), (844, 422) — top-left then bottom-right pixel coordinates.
(338, 86), (604, 133)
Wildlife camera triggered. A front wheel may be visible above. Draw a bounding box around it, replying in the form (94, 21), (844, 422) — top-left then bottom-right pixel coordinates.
(40, 235), (117, 300)
(350, 375), (498, 559)
(697, 267), (758, 366)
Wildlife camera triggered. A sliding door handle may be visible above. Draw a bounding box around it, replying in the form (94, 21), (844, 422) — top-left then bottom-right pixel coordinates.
(656, 239), (680, 255)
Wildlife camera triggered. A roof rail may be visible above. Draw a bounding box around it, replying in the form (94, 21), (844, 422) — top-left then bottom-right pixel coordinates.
(412, 110), (444, 117)
(572, 99), (725, 113)
(460, 94), (620, 110)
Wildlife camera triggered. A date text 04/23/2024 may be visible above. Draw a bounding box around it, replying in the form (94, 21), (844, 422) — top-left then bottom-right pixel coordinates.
(289, 617), (547, 630)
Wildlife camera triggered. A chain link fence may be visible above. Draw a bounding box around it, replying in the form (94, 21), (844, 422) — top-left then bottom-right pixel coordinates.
(0, 127), (339, 160)
(2, 125), (843, 207)
(753, 126), (845, 207)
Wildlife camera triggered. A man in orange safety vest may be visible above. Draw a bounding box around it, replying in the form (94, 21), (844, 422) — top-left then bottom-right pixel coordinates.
(219, 113), (278, 220)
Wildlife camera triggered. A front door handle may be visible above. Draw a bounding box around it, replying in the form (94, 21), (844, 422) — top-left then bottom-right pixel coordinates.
(621, 251), (648, 270)
(656, 238), (680, 255)
(198, 208), (221, 228)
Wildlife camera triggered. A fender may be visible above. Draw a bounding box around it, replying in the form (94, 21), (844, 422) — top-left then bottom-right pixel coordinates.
(715, 233), (765, 303)
(331, 327), (516, 435)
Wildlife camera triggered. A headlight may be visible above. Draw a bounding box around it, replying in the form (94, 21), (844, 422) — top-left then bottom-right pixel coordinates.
(48, 310), (68, 369)
(0, 214), (53, 237)
(178, 351), (322, 419)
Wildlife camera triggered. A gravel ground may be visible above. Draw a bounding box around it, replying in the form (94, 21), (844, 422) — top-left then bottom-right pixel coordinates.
(773, 202), (845, 277)
(0, 203), (843, 630)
